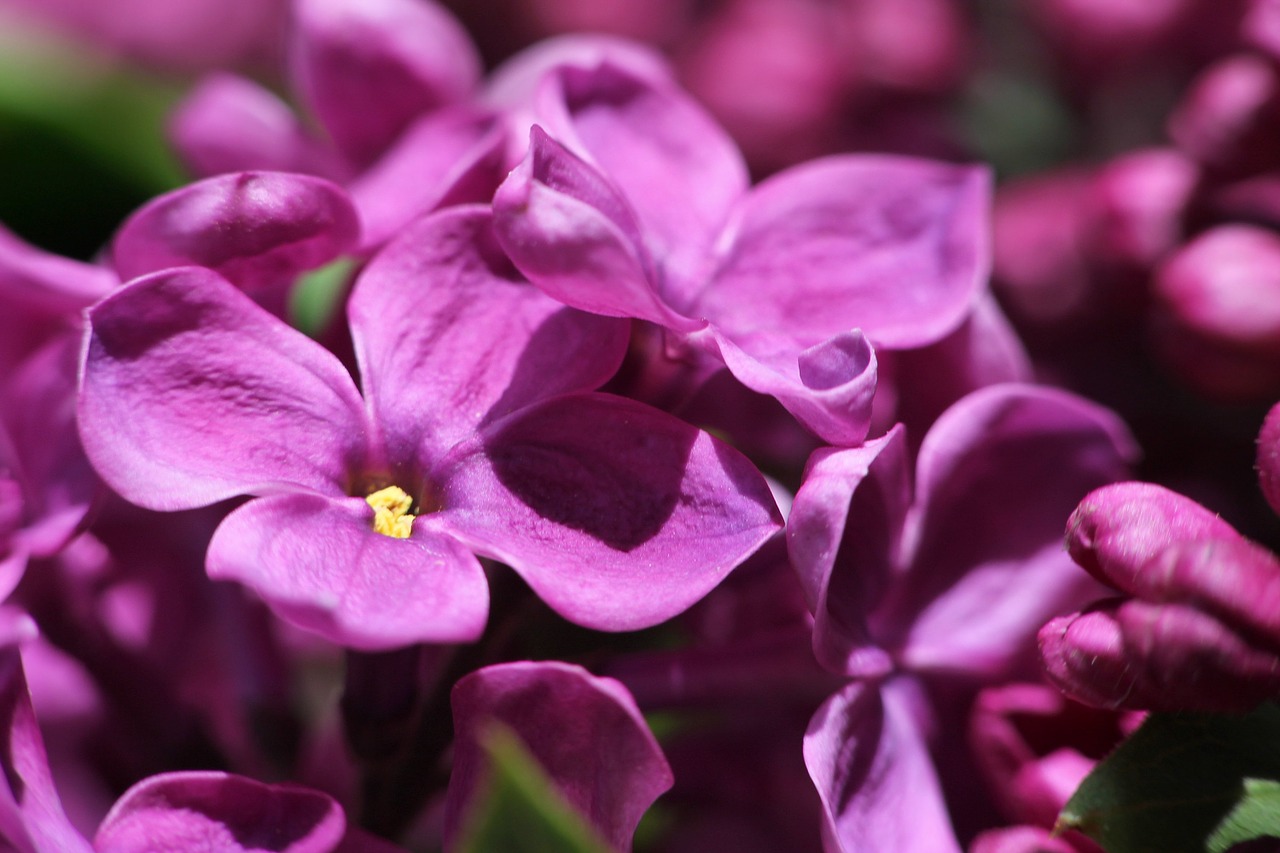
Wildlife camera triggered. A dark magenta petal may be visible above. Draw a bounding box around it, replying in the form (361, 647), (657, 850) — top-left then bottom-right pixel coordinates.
(208, 493), (488, 650)
(493, 127), (701, 331)
(349, 206), (629, 466)
(348, 108), (506, 250)
(445, 661), (672, 851)
(1064, 481), (1240, 592)
(1168, 55), (1280, 178)
(1039, 598), (1280, 712)
(289, 0), (480, 167)
(80, 267), (370, 510)
(885, 384), (1136, 678)
(112, 172), (360, 293)
(434, 393), (781, 631)
(1260, 401), (1280, 516)
(970, 826), (1079, 853)
(700, 323), (878, 447)
(168, 74), (347, 181)
(0, 646), (93, 852)
(695, 155), (991, 351)
(536, 60), (749, 297)
(94, 771), (346, 852)
(803, 680), (961, 853)
(787, 427), (910, 677)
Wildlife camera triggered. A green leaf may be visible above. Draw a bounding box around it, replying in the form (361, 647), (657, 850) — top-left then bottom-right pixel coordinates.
(1057, 703), (1280, 853)
(290, 257), (356, 339)
(454, 723), (613, 853)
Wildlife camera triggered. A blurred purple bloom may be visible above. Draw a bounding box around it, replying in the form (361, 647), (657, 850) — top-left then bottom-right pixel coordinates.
(445, 661), (672, 852)
(79, 206), (781, 649)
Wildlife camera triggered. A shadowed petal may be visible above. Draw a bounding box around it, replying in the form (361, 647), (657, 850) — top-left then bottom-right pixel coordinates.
(433, 393), (781, 631)
(349, 206), (628, 466)
(208, 493), (488, 650)
(445, 661), (673, 852)
(696, 156), (991, 350)
(493, 128), (700, 331)
(93, 771), (347, 853)
(787, 427), (910, 677)
(290, 0), (480, 167)
(803, 680), (961, 853)
(80, 268), (370, 510)
(112, 172), (360, 292)
(1261, 401), (1280, 516)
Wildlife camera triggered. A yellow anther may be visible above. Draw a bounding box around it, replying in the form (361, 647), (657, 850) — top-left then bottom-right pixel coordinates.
(366, 485), (415, 539)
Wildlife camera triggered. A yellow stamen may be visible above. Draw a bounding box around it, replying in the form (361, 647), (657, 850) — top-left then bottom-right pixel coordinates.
(366, 485), (416, 539)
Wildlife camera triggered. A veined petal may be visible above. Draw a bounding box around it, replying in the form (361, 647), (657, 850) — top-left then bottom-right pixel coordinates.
(433, 393), (781, 631)
(80, 267), (370, 509)
(695, 156), (991, 350)
(445, 661), (672, 852)
(208, 493), (488, 650)
(884, 384), (1136, 679)
(112, 172), (360, 293)
(493, 127), (700, 331)
(700, 324), (877, 447)
(349, 206), (629, 466)
(804, 680), (961, 853)
(787, 428), (910, 678)
(93, 771), (347, 853)
(290, 0), (481, 167)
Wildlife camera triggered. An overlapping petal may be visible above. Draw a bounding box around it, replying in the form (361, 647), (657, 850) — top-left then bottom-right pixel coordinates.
(79, 267), (370, 509)
(111, 172), (360, 293)
(349, 205), (629, 465)
(434, 393), (781, 631)
(208, 493), (488, 650)
(445, 661), (672, 852)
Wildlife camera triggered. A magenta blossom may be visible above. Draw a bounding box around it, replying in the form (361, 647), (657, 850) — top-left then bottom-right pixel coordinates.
(78, 205), (781, 650)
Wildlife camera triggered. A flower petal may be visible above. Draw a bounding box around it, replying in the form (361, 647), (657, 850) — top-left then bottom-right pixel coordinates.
(695, 156), (991, 350)
(434, 393), (781, 631)
(208, 493), (488, 650)
(445, 661), (672, 851)
(289, 0), (480, 167)
(112, 172), (360, 293)
(493, 127), (700, 331)
(1260, 401), (1280, 517)
(349, 206), (629, 466)
(93, 771), (347, 853)
(803, 679), (961, 853)
(787, 427), (910, 677)
(79, 267), (369, 509)
(885, 384), (1137, 679)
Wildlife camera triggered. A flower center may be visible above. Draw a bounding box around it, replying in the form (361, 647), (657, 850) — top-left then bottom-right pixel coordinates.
(366, 485), (416, 539)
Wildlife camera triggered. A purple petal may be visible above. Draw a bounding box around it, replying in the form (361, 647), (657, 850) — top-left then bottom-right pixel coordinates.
(493, 127), (701, 331)
(1260, 401), (1280, 516)
(349, 205), (629, 466)
(208, 493), (488, 650)
(969, 826), (1080, 853)
(534, 61), (749, 297)
(787, 427), (911, 677)
(433, 393), (781, 631)
(168, 74), (348, 181)
(883, 385), (1136, 679)
(93, 771), (346, 853)
(112, 172), (360, 293)
(803, 679), (961, 853)
(289, 0), (480, 167)
(348, 108), (506, 251)
(79, 267), (370, 510)
(694, 156), (991, 351)
(0, 646), (93, 853)
(1064, 481), (1240, 592)
(445, 661), (673, 851)
(698, 324), (878, 447)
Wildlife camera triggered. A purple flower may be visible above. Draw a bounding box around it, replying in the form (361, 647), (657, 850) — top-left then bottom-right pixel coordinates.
(445, 661), (672, 852)
(490, 43), (990, 445)
(78, 206), (781, 650)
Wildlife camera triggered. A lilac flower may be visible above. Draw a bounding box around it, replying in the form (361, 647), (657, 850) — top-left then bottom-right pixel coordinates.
(445, 661), (672, 852)
(786, 384), (1136, 851)
(78, 206), (781, 650)
(1039, 480), (1280, 711)
(490, 42), (990, 445)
